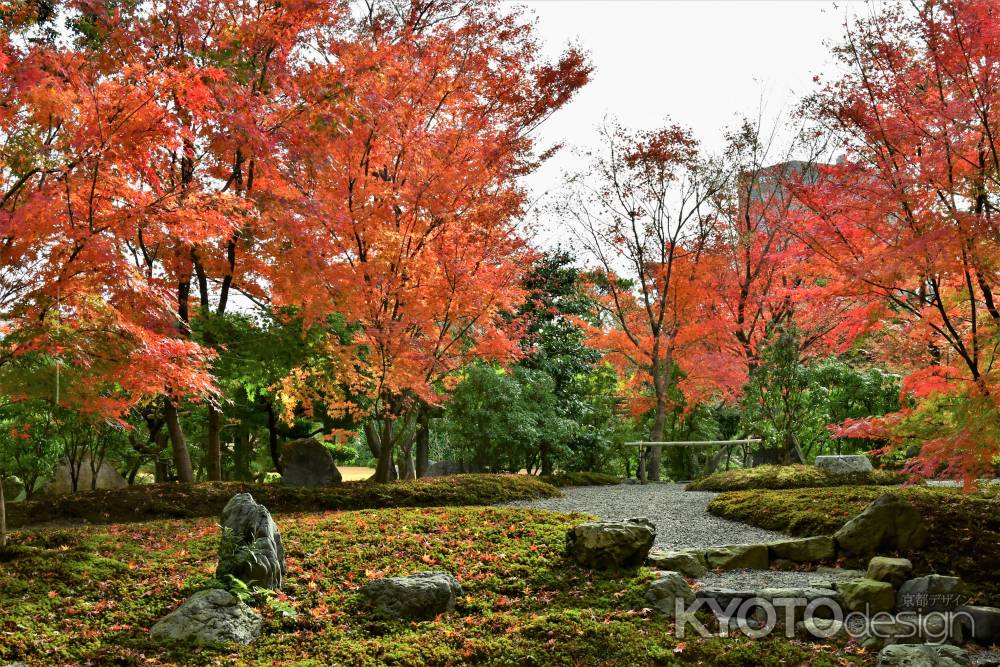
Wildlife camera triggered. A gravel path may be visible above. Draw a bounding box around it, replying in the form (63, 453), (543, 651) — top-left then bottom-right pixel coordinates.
(503, 482), (788, 551)
(503, 483), (862, 590)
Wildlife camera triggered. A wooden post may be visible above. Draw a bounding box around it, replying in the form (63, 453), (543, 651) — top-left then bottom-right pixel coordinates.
(638, 445), (646, 484)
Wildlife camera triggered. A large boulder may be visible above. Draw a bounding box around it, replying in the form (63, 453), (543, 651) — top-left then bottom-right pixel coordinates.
(359, 571), (463, 621)
(704, 544), (769, 570)
(814, 455), (873, 474)
(38, 457), (127, 496)
(768, 536), (836, 563)
(150, 589), (262, 646)
(565, 518), (655, 569)
(956, 605), (1000, 645)
(216, 493), (285, 591)
(647, 549), (707, 578)
(876, 644), (969, 667)
(834, 495), (928, 557)
(839, 578), (896, 613)
(867, 556), (914, 588)
(897, 575), (968, 613)
(644, 571), (694, 617)
(279, 438), (342, 487)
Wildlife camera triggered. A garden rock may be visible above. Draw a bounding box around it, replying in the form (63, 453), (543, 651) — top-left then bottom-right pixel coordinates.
(1, 476), (25, 503)
(644, 571), (695, 617)
(565, 517), (655, 568)
(768, 536), (836, 563)
(814, 454), (873, 474)
(757, 587), (841, 622)
(957, 605), (1000, 644)
(704, 544), (769, 570)
(897, 575), (968, 613)
(796, 617), (846, 640)
(150, 589), (262, 646)
(876, 644), (970, 667)
(839, 577), (896, 613)
(867, 556), (914, 588)
(647, 549), (707, 577)
(834, 495), (928, 557)
(359, 571), (463, 621)
(279, 438), (342, 486)
(216, 493), (285, 591)
(38, 456), (127, 496)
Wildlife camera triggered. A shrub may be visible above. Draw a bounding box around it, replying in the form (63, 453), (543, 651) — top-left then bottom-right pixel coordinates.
(685, 464), (906, 492)
(539, 472), (620, 487)
(6, 474), (560, 529)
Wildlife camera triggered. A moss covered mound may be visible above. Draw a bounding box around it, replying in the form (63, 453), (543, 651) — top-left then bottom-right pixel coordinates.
(1, 506), (870, 666)
(685, 464), (905, 492)
(707, 485), (1000, 602)
(6, 474), (560, 529)
(539, 472), (621, 487)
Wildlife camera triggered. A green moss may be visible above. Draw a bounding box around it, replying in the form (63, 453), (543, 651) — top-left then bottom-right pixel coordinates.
(686, 464), (905, 492)
(8, 474), (560, 528)
(707, 485), (1000, 603)
(1, 506), (870, 666)
(538, 472), (621, 487)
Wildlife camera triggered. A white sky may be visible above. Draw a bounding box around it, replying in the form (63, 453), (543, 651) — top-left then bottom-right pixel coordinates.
(514, 0), (857, 218)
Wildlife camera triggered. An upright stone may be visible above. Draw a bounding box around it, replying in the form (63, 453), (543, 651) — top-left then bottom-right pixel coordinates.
(644, 572), (695, 618)
(814, 455), (873, 474)
(279, 438), (342, 486)
(839, 578), (896, 613)
(565, 518), (655, 569)
(216, 493), (285, 591)
(834, 495), (928, 557)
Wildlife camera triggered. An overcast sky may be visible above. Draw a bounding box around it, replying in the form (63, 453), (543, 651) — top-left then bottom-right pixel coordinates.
(514, 0), (857, 220)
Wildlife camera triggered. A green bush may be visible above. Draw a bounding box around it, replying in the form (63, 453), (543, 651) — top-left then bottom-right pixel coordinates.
(6, 474), (560, 529)
(685, 464), (906, 492)
(539, 472), (620, 487)
(707, 485), (1000, 602)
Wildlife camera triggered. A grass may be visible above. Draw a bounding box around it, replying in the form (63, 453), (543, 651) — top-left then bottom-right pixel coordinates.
(0, 506), (871, 666)
(685, 464), (906, 492)
(6, 475), (560, 529)
(708, 485), (1000, 603)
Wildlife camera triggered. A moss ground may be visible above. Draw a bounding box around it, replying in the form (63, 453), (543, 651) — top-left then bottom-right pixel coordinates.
(685, 464), (904, 492)
(1, 505), (870, 666)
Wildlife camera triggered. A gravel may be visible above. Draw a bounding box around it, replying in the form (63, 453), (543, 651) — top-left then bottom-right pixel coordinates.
(502, 482), (788, 552)
(697, 567), (864, 591)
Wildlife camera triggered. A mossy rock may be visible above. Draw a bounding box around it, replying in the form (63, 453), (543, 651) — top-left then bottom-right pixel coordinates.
(838, 577), (896, 613)
(704, 544), (769, 570)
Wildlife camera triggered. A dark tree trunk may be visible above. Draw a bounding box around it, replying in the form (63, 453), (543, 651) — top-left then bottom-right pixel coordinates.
(540, 440), (553, 476)
(267, 401), (283, 473)
(234, 431), (253, 482)
(0, 472), (6, 549)
(415, 408), (430, 478)
(372, 419), (398, 483)
(163, 396), (194, 483)
(206, 406), (222, 481)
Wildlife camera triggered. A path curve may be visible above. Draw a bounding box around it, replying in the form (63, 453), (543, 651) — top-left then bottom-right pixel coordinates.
(503, 482), (788, 551)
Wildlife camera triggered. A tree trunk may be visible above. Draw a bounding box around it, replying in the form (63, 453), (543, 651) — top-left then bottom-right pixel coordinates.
(163, 396), (194, 483)
(415, 408), (430, 478)
(234, 431), (253, 482)
(648, 389), (667, 482)
(0, 472), (6, 549)
(399, 439), (416, 480)
(267, 401), (283, 473)
(540, 440), (553, 476)
(206, 406), (222, 481)
(372, 419), (397, 483)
